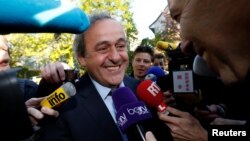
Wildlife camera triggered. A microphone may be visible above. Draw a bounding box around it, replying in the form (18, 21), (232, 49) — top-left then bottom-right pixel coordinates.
(0, 0), (90, 34)
(156, 41), (177, 51)
(40, 82), (76, 109)
(136, 80), (169, 115)
(0, 69), (33, 140)
(112, 87), (152, 141)
(193, 55), (217, 77)
(145, 66), (166, 82)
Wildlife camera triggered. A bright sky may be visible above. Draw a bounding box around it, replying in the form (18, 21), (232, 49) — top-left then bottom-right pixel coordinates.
(131, 0), (168, 40)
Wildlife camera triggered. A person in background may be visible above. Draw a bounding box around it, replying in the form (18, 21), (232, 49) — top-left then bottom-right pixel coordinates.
(0, 35), (10, 70)
(38, 11), (172, 141)
(146, 0), (250, 140)
(0, 35), (38, 101)
(153, 53), (169, 74)
(130, 45), (154, 81)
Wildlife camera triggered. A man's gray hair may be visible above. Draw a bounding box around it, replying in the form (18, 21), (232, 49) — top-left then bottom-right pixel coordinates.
(73, 11), (113, 57)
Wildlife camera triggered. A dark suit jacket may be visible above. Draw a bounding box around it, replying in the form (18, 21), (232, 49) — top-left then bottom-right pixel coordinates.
(38, 73), (172, 141)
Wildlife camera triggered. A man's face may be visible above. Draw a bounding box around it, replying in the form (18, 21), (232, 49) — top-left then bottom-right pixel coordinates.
(132, 53), (152, 80)
(154, 58), (166, 70)
(168, 0), (250, 84)
(0, 36), (10, 71)
(78, 19), (128, 87)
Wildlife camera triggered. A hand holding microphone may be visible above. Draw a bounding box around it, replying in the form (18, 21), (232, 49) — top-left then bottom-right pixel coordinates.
(27, 82), (76, 126)
(136, 80), (169, 115)
(157, 106), (208, 141)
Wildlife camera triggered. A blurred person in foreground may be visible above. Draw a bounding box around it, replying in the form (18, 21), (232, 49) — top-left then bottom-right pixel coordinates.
(0, 35), (38, 101)
(146, 0), (250, 141)
(38, 11), (172, 141)
(0, 35), (59, 140)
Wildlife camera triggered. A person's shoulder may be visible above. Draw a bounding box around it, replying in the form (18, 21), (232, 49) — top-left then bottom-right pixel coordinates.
(17, 78), (38, 94)
(124, 75), (140, 84)
(18, 78), (38, 87)
(124, 75), (140, 92)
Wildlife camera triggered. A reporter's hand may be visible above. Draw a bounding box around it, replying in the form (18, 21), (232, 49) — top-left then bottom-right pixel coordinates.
(41, 62), (69, 83)
(194, 104), (221, 123)
(25, 97), (59, 125)
(158, 106), (208, 141)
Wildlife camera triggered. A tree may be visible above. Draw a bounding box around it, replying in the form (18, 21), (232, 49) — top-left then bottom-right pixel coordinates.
(162, 11), (180, 43)
(8, 33), (74, 69)
(139, 7), (180, 57)
(8, 0), (137, 78)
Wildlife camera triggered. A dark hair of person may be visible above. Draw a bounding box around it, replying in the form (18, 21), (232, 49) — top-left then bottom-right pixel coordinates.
(153, 53), (167, 62)
(133, 45), (154, 62)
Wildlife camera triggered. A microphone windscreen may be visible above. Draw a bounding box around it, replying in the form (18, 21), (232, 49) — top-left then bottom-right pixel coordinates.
(136, 80), (164, 109)
(112, 87), (152, 132)
(61, 82), (76, 97)
(156, 41), (169, 50)
(112, 87), (138, 111)
(0, 0), (90, 34)
(193, 55), (217, 77)
(156, 41), (177, 51)
(146, 66), (165, 78)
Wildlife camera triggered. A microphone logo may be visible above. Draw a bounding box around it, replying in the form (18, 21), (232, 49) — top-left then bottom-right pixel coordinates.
(40, 82), (76, 108)
(115, 101), (152, 132)
(117, 113), (128, 127)
(127, 105), (150, 115)
(47, 91), (67, 107)
(146, 82), (161, 96)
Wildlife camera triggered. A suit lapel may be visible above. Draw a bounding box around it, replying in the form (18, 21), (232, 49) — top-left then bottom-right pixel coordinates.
(76, 74), (123, 141)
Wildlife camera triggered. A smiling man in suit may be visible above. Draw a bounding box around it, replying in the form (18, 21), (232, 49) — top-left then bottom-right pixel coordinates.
(38, 11), (172, 141)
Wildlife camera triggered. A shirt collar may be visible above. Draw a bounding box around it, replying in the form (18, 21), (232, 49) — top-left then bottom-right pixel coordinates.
(89, 74), (125, 100)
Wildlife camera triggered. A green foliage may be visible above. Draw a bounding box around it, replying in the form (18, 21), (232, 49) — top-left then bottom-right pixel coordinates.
(15, 67), (40, 79)
(126, 50), (134, 75)
(8, 33), (74, 70)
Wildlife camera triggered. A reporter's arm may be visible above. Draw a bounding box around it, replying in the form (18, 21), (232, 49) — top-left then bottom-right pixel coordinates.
(158, 106), (208, 141)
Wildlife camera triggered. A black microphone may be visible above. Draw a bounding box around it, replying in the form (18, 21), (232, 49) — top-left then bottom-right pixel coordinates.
(0, 69), (33, 140)
(112, 87), (152, 141)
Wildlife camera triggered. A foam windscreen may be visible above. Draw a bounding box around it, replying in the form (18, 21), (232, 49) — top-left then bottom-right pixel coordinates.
(0, 0), (90, 34)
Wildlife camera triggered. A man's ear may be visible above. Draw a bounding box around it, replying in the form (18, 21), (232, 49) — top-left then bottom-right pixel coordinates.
(77, 56), (86, 67)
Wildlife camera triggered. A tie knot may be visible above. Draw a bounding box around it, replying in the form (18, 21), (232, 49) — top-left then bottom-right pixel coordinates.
(108, 90), (113, 96)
